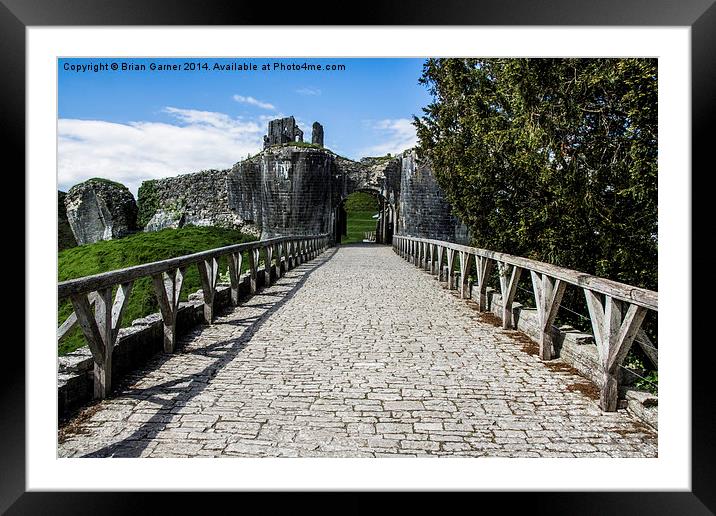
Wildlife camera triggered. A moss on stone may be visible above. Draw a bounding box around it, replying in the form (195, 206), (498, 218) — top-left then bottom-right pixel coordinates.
(137, 179), (159, 229)
(86, 177), (129, 190)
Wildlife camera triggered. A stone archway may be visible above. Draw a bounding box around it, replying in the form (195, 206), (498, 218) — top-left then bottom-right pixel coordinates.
(332, 188), (394, 245)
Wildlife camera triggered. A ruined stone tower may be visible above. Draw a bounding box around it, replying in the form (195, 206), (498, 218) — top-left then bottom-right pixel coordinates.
(311, 122), (324, 147)
(263, 116), (304, 149)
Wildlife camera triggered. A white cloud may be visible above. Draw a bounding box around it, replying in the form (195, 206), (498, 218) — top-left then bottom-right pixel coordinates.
(296, 87), (322, 96)
(232, 94), (276, 110)
(359, 118), (418, 157)
(58, 107), (264, 196)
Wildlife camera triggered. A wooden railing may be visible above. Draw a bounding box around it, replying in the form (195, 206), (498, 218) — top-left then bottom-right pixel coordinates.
(58, 234), (330, 400)
(392, 234), (657, 412)
(363, 231), (376, 242)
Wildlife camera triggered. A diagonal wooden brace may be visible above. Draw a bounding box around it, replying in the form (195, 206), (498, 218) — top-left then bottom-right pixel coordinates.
(475, 256), (493, 312)
(264, 246), (274, 286)
(584, 291), (648, 411)
(277, 242), (286, 275)
(497, 261), (522, 329)
(249, 248), (259, 293)
(446, 249), (456, 289)
(152, 269), (184, 353)
(70, 282), (133, 399)
(197, 257), (219, 324)
(227, 251), (243, 306)
(58, 292), (98, 341)
(436, 246), (444, 280)
(530, 271), (566, 360)
(459, 251), (473, 299)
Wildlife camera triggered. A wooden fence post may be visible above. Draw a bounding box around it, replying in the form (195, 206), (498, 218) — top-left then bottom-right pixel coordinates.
(475, 256), (493, 312)
(264, 246), (274, 286)
(446, 249), (456, 289)
(584, 291), (647, 411)
(152, 269), (184, 353)
(70, 282), (133, 399)
(249, 247), (259, 293)
(530, 272), (566, 360)
(227, 252), (243, 306)
(497, 261), (522, 329)
(436, 246), (444, 280)
(459, 251), (473, 299)
(197, 257), (219, 324)
(274, 243), (283, 279)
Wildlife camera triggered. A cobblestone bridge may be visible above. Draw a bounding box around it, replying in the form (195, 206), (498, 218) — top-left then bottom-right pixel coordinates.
(59, 245), (657, 458)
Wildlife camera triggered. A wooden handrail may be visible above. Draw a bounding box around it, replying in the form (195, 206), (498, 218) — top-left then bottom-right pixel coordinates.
(58, 234), (329, 300)
(393, 235), (657, 310)
(58, 233), (331, 400)
(392, 233), (657, 413)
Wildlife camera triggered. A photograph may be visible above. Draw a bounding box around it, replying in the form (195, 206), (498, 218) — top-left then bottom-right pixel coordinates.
(56, 56), (660, 460)
(4, 6), (707, 507)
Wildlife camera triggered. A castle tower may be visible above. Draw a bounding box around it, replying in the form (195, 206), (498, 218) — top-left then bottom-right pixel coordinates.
(312, 122), (324, 147)
(264, 116), (303, 148)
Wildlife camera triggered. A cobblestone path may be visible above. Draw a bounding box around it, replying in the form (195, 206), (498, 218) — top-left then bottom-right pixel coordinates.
(58, 245), (657, 458)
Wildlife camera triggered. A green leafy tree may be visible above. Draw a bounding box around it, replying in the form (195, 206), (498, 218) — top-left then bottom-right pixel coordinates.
(413, 58), (657, 291)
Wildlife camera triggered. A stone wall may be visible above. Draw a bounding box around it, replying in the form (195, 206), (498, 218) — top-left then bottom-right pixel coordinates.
(138, 147), (405, 242)
(398, 150), (469, 244)
(58, 191), (78, 250)
(130, 145), (470, 246)
(229, 147), (337, 238)
(141, 169), (260, 235)
(65, 179), (138, 245)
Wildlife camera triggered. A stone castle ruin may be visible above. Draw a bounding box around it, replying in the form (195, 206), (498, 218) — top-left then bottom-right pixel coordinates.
(311, 122), (324, 147)
(263, 117), (325, 149)
(263, 116), (303, 148)
(65, 116), (468, 246)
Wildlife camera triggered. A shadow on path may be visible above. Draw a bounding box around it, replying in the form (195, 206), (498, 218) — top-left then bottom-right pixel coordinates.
(80, 248), (338, 458)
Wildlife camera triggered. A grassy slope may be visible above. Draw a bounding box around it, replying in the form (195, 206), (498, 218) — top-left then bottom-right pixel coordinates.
(342, 192), (379, 244)
(58, 226), (257, 355)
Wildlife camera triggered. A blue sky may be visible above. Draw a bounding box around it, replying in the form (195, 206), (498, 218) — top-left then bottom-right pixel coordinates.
(58, 58), (432, 195)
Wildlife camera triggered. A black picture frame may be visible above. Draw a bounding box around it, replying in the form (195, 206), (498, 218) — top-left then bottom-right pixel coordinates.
(4, 0), (713, 511)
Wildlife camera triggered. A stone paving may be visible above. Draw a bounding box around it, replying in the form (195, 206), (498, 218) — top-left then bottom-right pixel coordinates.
(58, 245), (657, 458)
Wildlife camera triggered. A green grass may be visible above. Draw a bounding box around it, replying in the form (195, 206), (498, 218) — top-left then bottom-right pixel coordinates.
(58, 226), (258, 355)
(344, 191), (379, 212)
(361, 154), (395, 162)
(343, 211), (378, 244)
(260, 142), (352, 161)
(85, 177), (130, 189)
(342, 192), (379, 244)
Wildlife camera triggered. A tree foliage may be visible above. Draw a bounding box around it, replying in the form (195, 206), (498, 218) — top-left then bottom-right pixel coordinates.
(414, 58), (657, 290)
